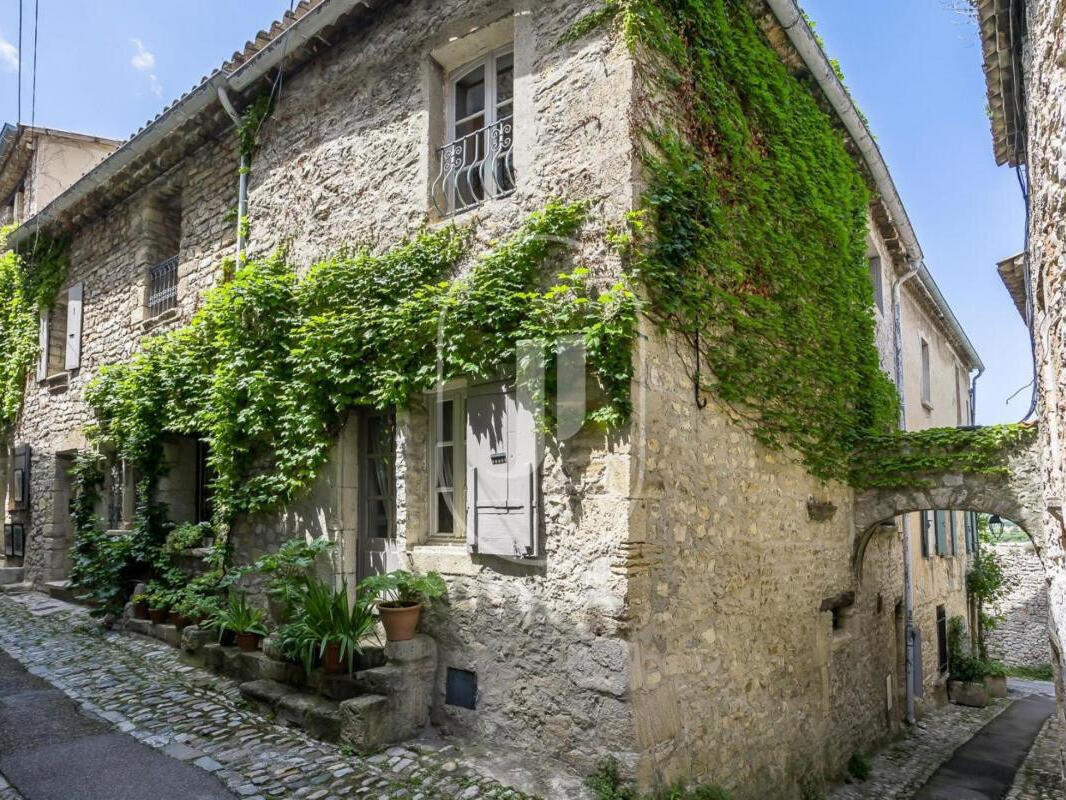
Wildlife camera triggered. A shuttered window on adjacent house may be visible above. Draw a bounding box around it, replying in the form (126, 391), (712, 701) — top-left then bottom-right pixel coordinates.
(465, 382), (539, 558)
(430, 395), (465, 540)
(949, 512), (958, 556)
(36, 283), (82, 379)
(868, 255), (884, 313)
(9, 444), (29, 510)
(920, 338), (932, 408)
(934, 510), (949, 556)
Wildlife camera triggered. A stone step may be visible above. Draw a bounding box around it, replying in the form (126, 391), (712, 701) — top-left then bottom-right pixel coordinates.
(0, 581), (32, 595)
(43, 580), (78, 603)
(239, 679), (351, 742)
(0, 566), (24, 585)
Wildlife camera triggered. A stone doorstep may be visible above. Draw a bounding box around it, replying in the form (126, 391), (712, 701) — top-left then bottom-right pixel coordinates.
(0, 566), (24, 586)
(125, 617), (183, 648)
(0, 581), (32, 595)
(239, 679), (360, 744)
(42, 580), (78, 604)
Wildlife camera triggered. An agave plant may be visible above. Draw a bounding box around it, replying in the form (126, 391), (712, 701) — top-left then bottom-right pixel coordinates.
(278, 577), (376, 676)
(208, 592), (269, 642)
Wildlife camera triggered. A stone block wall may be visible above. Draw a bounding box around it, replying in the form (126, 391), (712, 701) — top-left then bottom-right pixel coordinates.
(987, 542), (1052, 666)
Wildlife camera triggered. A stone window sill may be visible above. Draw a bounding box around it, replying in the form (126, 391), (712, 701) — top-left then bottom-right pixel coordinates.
(140, 307), (180, 334)
(42, 372), (69, 392)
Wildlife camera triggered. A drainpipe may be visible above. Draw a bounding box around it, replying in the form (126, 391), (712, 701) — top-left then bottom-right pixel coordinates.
(217, 86), (249, 265)
(893, 261), (920, 725)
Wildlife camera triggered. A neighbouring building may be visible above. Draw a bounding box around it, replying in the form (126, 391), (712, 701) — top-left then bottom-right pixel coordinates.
(978, 0), (1066, 719)
(0, 1), (985, 796)
(986, 540), (1053, 667)
(0, 124), (120, 227)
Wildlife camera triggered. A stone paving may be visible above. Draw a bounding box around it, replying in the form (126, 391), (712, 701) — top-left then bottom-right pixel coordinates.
(0, 592), (570, 800)
(1006, 713), (1064, 800)
(827, 697), (1010, 799)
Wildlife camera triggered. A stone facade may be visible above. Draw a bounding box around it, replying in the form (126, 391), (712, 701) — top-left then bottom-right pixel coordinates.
(987, 542), (1053, 667)
(0, 1), (987, 798)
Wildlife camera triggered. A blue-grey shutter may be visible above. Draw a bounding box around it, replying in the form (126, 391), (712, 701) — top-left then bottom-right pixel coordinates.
(65, 282), (83, 371)
(935, 511), (947, 556)
(36, 309), (48, 381)
(949, 512), (957, 556)
(466, 383), (538, 558)
(920, 512), (930, 557)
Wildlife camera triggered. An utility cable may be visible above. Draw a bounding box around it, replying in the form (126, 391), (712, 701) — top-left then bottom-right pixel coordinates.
(29, 0), (37, 128)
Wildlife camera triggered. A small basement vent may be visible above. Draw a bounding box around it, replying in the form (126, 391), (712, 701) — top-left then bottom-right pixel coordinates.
(445, 667), (477, 710)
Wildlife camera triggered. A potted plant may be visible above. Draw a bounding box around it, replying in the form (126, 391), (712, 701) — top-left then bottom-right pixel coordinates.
(359, 570), (446, 642)
(131, 593), (149, 620)
(145, 582), (171, 625)
(279, 577), (376, 676)
(984, 661), (1008, 698)
(212, 592), (269, 652)
(948, 655), (991, 708)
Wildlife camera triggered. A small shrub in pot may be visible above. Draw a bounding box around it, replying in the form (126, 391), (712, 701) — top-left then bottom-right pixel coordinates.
(211, 592), (269, 652)
(358, 570), (446, 642)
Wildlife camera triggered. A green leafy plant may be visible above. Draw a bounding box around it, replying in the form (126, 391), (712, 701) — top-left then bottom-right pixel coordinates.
(359, 570), (447, 608)
(586, 759), (731, 800)
(224, 536), (334, 616)
(164, 521), (211, 554)
(277, 577), (377, 675)
(1004, 664), (1054, 681)
(846, 752), (870, 782)
(210, 592), (269, 639)
(145, 580), (179, 611)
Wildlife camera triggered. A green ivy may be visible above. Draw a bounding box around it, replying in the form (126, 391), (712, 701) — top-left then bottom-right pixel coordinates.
(77, 202), (635, 581)
(594, 0), (900, 481)
(0, 228), (69, 431)
(849, 424), (1036, 489)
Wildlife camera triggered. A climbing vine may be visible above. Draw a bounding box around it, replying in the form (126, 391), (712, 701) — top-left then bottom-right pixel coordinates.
(569, 0), (900, 481)
(77, 202), (635, 577)
(0, 228), (68, 432)
(848, 424), (1035, 489)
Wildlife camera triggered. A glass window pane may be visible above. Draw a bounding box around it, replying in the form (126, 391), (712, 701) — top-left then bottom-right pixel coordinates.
(496, 53), (514, 105)
(438, 400), (454, 442)
(370, 499), (389, 539)
(437, 491), (454, 534)
(455, 65), (486, 121)
(456, 115), (486, 141)
(436, 445), (454, 489)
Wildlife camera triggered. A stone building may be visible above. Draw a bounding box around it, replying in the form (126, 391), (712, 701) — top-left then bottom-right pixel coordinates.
(986, 541), (1053, 667)
(0, 0), (984, 796)
(0, 124), (120, 226)
(978, 0), (1066, 724)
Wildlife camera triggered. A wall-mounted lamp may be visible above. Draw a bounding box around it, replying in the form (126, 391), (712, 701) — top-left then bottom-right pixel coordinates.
(988, 514), (1004, 540)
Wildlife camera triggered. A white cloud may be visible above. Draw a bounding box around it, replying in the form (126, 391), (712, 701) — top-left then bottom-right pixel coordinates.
(148, 73), (162, 97)
(0, 31), (18, 73)
(130, 38), (155, 71)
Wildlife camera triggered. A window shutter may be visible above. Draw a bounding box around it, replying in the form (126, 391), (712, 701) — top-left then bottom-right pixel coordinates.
(36, 309), (48, 381)
(466, 384), (538, 558)
(65, 282), (83, 371)
(10, 444), (29, 509)
(949, 512), (957, 556)
(920, 513), (930, 557)
(935, 511), (947, 556)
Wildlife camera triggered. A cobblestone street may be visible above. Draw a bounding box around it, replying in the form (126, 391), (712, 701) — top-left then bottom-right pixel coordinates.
(0, 593), (584, 800)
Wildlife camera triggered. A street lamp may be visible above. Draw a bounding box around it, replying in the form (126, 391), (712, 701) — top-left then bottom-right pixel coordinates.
(988, 514), (1004, 540)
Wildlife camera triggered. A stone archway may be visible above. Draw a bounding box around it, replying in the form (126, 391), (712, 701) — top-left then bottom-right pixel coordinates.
(852, 431), (1045, 579)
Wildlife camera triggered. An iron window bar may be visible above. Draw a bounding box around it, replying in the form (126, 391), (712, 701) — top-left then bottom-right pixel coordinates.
(433, 116), (515, 217)
(147, 255), (179, 317)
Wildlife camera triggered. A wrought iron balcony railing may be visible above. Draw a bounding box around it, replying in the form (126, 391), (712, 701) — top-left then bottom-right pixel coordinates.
(147, 255), (179, 317)
(433, 116), (515, 217)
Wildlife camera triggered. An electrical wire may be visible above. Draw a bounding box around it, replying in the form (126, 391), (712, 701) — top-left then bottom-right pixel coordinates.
(16, 0), (21, 125)
(29, 0), (37, 128)
(253, 0), (297, 145)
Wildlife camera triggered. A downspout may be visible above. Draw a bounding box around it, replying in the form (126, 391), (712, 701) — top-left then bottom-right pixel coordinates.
(217, 86), (249, 265)
(893, 262), (920, 726)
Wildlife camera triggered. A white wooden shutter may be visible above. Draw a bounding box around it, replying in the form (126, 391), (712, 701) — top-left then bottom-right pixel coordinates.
(466, 384), (539, 558)
(65, 282), (83, 371)
(36, 309), (49, 381)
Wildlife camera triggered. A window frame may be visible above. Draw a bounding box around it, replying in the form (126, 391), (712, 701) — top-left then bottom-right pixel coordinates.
(920, 336), (933, 409)
(868, 255), (884, 314)
(361, 411), (397, 543)
(428, 390), (467, 542)
(442, 45), (516, 214)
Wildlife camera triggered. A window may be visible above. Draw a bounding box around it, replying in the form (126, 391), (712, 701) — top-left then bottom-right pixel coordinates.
(36, 283), (82, 380)
(920, 511), (931, 557)
(147, 256), (178, 317)
(430, 395), (465, 540)
(868, 256), (884, 313)
(920, 338), (932, 408)
(195, 440), (214, 525)
(954, 365), (965, 426)
(949, 512), (958, 556)
(363, 413), (395, 541)
(436, 47), (516, 216)
(965, 512), (976, 554)
(936, 605), (948, 675)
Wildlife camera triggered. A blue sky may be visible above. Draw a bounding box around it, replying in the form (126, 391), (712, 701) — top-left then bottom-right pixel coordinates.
(0, 2), (1032, 424)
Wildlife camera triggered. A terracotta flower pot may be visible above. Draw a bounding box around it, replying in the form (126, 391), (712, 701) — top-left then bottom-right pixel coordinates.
(378, 602), (421, 642)
(132, 602), (149, 620)
(148, 607), (168, 625)
(235, 632), (261, 652)
(323, 641), (345, 674)
(169, 612), (187, 630)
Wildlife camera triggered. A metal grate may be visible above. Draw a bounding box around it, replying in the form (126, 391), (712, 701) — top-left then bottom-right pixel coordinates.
(433, 116), (515, 217)
(147, 255), (179, 317)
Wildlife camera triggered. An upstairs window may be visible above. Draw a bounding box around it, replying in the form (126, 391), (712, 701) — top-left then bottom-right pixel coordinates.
(868, 256), (884, 314)
(436, 48), (516, 216)
(147, 255), (178, 317)
(37, 283), (83, 380)
(920, 337), (932, 408)
(143, 191), (181, 320)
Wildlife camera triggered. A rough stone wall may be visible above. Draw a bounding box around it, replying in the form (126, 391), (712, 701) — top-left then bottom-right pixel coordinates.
(987, 542), (1052, 666)
(626, 324), (905, 799)
(8, 133), (238, 584)
(1019, 0), (1066, 730)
